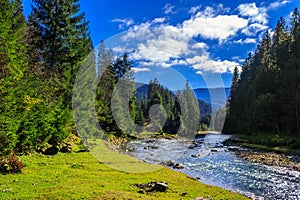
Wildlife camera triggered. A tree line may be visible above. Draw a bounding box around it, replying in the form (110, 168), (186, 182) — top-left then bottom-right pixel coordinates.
(0, 0), (92, 156)
(223, 8), (300, 137)
(94, 42), (200, 139)
(0, 0), (201, 157)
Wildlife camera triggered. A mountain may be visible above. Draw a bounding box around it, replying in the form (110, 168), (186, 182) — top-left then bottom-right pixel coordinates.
(193, 88), (230, 108)
(135, 82), (149, 99)
(135, 82), (216, 115)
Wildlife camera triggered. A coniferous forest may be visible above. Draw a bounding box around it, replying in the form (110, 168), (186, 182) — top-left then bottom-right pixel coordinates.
(0, 0), (200, 159)
(223, 8), (300, 138)
(1, 0), (300, 157)
(1, 0), (300, 199)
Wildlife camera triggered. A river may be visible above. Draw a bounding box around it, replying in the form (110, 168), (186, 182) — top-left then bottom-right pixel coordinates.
(125, 133), (300, 199)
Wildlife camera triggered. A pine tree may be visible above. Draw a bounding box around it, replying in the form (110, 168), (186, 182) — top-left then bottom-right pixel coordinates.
(177, 81), (200, 138)
(0, 0), (28, 155)
(28, 0), (93, 146)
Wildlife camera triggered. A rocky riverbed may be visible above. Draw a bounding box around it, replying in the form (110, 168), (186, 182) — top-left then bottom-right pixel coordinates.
(223, 137), (300, 171)
(126, 134), (300, 199)
(235, 151), (300, 171)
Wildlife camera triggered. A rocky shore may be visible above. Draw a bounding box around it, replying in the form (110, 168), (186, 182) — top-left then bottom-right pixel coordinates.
(236, 150), (300, 171)
(223, 137), (300, 171)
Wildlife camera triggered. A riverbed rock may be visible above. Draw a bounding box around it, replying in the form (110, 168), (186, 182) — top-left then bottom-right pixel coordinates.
(160, 160), (175, 167)
(236, 151), (300, 171)
(173, 163), (185, 169)
(191, 153), (204, 158)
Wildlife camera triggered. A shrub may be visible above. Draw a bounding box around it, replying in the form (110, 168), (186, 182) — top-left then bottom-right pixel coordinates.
(0, 154), (25, 174)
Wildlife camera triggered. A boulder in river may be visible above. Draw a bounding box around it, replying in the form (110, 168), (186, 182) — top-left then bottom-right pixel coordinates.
(173, 163), (185, 169)
(160, 160), (175, 167)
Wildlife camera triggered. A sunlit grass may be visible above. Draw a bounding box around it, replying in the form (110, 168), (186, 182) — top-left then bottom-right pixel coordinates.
(0, 142), (249, 199)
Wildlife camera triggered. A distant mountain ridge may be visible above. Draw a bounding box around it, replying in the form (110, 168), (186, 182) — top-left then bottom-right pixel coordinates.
(193, 87), (230, 108)
(135, 83), (230, 108)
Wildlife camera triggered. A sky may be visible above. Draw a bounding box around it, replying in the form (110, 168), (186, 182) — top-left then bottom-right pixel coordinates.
(22, 0), (300, 90)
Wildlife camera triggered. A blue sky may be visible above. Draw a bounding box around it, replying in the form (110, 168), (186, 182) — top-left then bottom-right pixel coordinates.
(22, 0), (300, 89)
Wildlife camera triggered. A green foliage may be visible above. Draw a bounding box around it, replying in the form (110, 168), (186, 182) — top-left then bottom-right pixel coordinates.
(0, 0), (93, 156)
(224, 8), (300, 137)
(177, 81), (200, 137)
(238, 134), (300, 152)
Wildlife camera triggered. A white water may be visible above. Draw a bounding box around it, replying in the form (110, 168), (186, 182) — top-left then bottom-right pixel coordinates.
(126, 134), (300, 199)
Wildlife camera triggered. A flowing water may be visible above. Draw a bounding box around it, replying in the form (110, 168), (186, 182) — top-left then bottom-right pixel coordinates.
(126, 133), (300, 199)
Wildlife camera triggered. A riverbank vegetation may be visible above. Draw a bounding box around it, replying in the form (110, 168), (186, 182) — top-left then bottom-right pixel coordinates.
(0, 0), (247, 199)
(1, 0), (202, 161)
(223, 8), (300, 142)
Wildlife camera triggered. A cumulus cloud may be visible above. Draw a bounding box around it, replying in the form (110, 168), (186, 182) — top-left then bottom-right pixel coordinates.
(242, 23), (269, 36)
(237, 3), (268, 24)
(112, 3), (278, 74)
(268, 0), (291, 10)
(132, 67), (151, 73)
(163, 4), (175, 14)
(152, 17), (166, 24)
(191, 42), (209, 50)
(186, 55), (240, 73)
(238, 3), (259, 17)
(182, 15), (248, 42)
(111, 18), (134, 29)
(189, 5), (201, 14)
(233, 38), (257, 44)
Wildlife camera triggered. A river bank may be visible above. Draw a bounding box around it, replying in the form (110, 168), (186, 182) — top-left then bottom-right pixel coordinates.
(125, 133), (300, 199)
(223, 137), (300, 171)
(0, 137), (248, 199)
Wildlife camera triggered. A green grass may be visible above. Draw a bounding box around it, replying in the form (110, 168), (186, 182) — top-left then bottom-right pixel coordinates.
(240, 143), (300, 155)
(237, 134), (300, 155)
(0, 141), (249, 200)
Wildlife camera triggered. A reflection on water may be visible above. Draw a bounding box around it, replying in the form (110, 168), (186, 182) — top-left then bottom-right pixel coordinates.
(126, 134), (300, 199)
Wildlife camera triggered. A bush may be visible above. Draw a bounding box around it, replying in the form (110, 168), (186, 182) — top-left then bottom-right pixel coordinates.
(0, 154), (25, 174)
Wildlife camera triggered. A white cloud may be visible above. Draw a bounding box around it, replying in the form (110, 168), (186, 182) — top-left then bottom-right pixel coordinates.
(237, 3), (268, 24)
(189, 5), (201, 14)
(182, 15), (248, 42)
(111, 18), (134, 29)
(132, 67), (151, 73)
(191, 42), (209, 50)
(116, 4), (269, 74)
(186, 55), (240, 74)
(238, 3), (259, 17)
(233, 38), (257, 44)
(152, 17), (166, 24)
(268, 1), (291, 10)
(242, 23), (268, 36)
(192, 59), (240, 74)
(163, 4), (175, 14)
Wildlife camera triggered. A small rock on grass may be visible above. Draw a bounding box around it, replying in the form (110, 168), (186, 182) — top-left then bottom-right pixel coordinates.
(134, 181), (168, 193)
(2, 188), (13, 192)
(151, 182), (168, 192)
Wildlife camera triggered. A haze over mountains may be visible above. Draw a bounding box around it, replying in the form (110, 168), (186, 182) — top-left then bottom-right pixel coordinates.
(135, 82), (230, 109)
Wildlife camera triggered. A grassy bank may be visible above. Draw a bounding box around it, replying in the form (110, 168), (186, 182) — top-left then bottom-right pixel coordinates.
(0, 141), (248, 199)
(237, 134), (300, 156)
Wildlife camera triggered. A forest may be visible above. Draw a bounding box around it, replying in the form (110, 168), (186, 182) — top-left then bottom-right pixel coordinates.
(223, 8), (300, 140)
(0, 0), (200, 164)
(0, 0), (300, 175)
